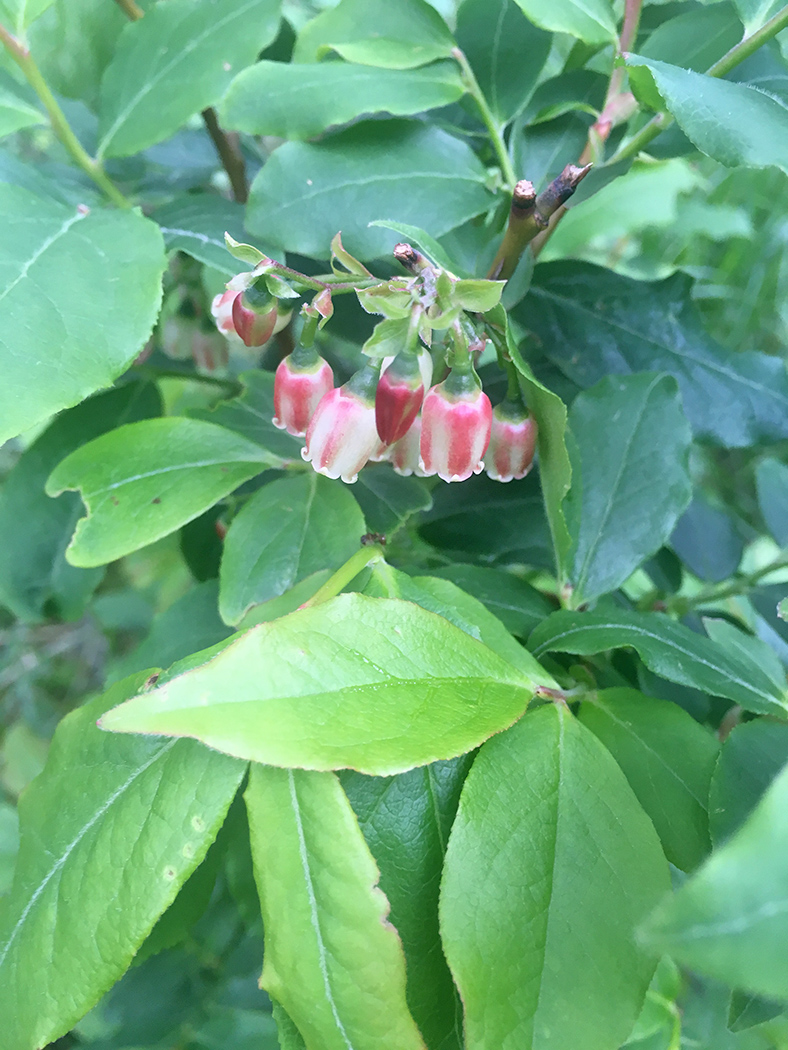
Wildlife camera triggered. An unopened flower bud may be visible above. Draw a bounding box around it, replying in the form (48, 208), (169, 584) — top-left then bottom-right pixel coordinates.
(485, 401), (538, 482)
(420, 367), (492, 483)
(232, 282), (284, 347)
(273, 345), (334, 437)
(375, 348), (432, 446)
(302, 362), (381, 484)
(211, 273), (251, 344)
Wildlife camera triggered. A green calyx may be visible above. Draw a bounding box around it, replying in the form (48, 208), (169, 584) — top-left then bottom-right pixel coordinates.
(243, 278), (276, 314)
(345, 359), (382, 404)
(289, 342), (324, 372)
(495, 396), (530, 422)
(443, 360), (482, 400)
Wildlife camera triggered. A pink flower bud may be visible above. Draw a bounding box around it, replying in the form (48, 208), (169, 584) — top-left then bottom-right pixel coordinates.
(273, 348), (334, 436)
(211, 273), (250, 344)
(375, 348), (432, 446)
(485, 402), (538, 482)
(388, 415), (427, 477)
(302, 363), (381, 484)
(232, 283), (281, 347)
(420, 369), (492, 483)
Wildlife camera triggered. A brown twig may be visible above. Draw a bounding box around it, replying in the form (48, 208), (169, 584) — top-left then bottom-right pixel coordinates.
(201, 107), (248, 203)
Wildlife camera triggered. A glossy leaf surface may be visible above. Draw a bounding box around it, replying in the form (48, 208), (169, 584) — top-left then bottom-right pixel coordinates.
(513, 0), (616, 44)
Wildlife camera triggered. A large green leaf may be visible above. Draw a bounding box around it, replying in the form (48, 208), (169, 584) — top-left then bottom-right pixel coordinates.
(440, 704), (670, 1050)
(245, 120), (494, 261)
(245, 765), (425, 1049)
(625, 55), (788, 174)
(220, 60), (464, 140)
(153, 194), (249, 276)
(0, 673), (245, 1050)
(732, 0), (784, 32)
(0, 0), (54, 35)
(46, 418), (274, 567)
(564, 373), (692, 604)
(341, 758), (471, 1050)
(643, 761), (788, 1002)
(352, 463), (432, 535)
(0, 381), (160, 622)
(96, 0), (281, 158)
(430, 563), (554, 637)
(218, 473), (365, 625)
(708, 719), (788, 846)
(520, 261), (788, 447)
(455, 0), (552, 125)
(99, 593), (536, 775)
(579, 689), (720, 871)
(512, 0), (615, 45)
(0, 185), (165, 445)
(670, 496), (744, 583)
(755, 457), (788, 547)
(292, 0), (455, 68)
(530, 609), (788, 715)
(639, 4), (743, 72)
(0, 83), (44, 138)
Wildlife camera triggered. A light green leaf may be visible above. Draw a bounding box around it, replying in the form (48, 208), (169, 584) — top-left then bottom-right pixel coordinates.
(153, 194), (249, 276)
(293, 0), (456, 68)
(219, 473), (365, 625)
(530, 609), (788, 715)
(453, 277), (505, 311)
(246, 120), (494, 261)
(441, 705), (670, 1050)
(703, 617), (787, 693)
(756, 457), (788, 547)
(642, 761), (788, 1002)
(0, 85), (44, 137)
(245, 765), (425, 1049)
(273, 1003), (308, 1050)
(99, 593), (536, 775)
(0, 185), (165, 446)
(97, 0), (281, 158)
(732, 0), (783, 34)
(708, 719), (788, 845)
(368, 219), (459, 272)
(0, 673), (245, 1050)
(46, 418), (274, 567)
(220, 59), (464, 139)
(579, 688), (720, 871)
(639, 4), (743, 73)
(0, 0), (54, 35)
(513, 0), (615, 45)
(564, 373), (692, 604)
(625, 55), (788, 174)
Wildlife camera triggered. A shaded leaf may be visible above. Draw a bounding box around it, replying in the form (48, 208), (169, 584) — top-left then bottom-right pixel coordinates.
(513, 0), (615, 45)
(430, 563), (554, 637)
(670, 496), (744, 583)
(353, 463), (432, 535)
(153, 194), (250, 276)
(708, 719), (788, 845)
(755, 457), (788, 547)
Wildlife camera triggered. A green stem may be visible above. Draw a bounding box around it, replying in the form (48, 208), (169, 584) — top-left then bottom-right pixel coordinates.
(668, 555), (788, 613)
(260, 258), (377, 294)
(452, 46), (517, 189)
(300, 545), (385, 608)
(0, 23), (129, 208)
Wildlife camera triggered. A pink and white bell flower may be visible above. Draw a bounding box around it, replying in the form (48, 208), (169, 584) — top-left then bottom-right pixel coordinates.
(273, 346), (334, 436)
(210, 273), (251, 345)
(420, 366), (492, 483)
(485, 401), (538, 482)
(302, 362), (381, 484)
(388, 414), (427, 477)
(375, 347), (433, 446)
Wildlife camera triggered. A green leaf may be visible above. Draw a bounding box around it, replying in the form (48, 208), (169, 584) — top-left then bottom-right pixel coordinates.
(521, 261), (788, 447)
(367, 219), (461, 273)
(245, 120), (494, 261)
(670, 496), (744, 583)
(728, 989), (784, 1032)
(0, 84), (44, 137)
(0, 0), (54, 35)
(0, 381), (160, 622)
(45, 418), (274, 567)
(273, 1003), (307, 1050)
(352, 463), (432, 535)
(452, 277), (505, 311)
(642, 760), (788, 1002)
(0, 673), (245, 1050)
(512, 0), (615, 45)
(0, 185), (165, 445)
(219, 473), (365, 625)
(756, 457), (788, 547)
(220, 59), (464, 140)
(430, 563), (554, 637)
(245, 765), (425, 1048)
(625, 55), (788, 175)
(441, 705), (670, 1050)
(639, 4), (743, 73)
(579, 688), (720, 871)
(292, 0), (456, 68)
(530, 609), (788, 715)
(708, 719), (788, 846)
(341, 758), (471, 1050)
(703, 617), (787, 694)
(97, 0), (281, 158)
(733, 0), (785, 33)
(153, 194), (250, 276)
(455, 0), (552, 124)
(564, 373), (692, 604)
(99, 592), (536, 775)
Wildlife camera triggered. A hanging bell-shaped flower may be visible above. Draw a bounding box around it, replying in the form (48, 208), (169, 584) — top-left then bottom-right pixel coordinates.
(387, 415), (426, 477)
(210, 273), (251, 344)
(420, 365), (492, 483)
(273, 345), (334, 436)
(232, 280), (290, 348)
(485, 400), (538, 482)
(375, 347), (432, 446)
(302, 361), (381, 484)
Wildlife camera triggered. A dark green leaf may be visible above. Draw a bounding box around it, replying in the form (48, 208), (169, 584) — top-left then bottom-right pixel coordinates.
(219, 473), (365, 625)
(97, 0), (281, 158)
(756, 457), (788, 547)
(367, 219), (458, 272)
(245, 120), (494, 261)
(564, 373), (692, 604)
(728, 990), (784, 1032)
(220, 60), (464, 139)
(430, 563), (554, 637)
(46, 418), (274, 567)
(455, 0), (551, 124)
(708, 719), (788, 845)
(245, 766), (425, 1048)
(441, 705), (670, 1050)
(0, 381), (160, 622)
(0, 185), (165, 445)
(512, 112), (592, 191)
(352, 463), (432, 535)
(579, 688), (719, 870)
(99, 592), (537, 775)
(153, 194), (250, 276)
(530, 609), (788, 715)
(341, 757), (472, 1050)
(670, 496), (744, 583)
(522, 261), (788, 446)
(640, 4), (743, 73)
(0, 673), (245, 1050)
